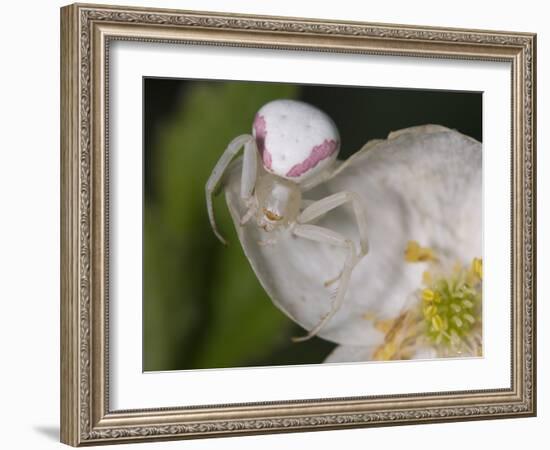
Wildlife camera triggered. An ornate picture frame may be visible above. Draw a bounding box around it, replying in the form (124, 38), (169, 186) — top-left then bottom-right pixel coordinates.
(60, 3), (536, 446)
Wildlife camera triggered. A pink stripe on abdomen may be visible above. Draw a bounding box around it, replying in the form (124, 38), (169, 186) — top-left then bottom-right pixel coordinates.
(253, 114), (272, 169)
(286, 139), (338, 178)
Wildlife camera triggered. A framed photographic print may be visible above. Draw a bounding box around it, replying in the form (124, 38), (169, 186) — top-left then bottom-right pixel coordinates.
(60, 3), (537, 446)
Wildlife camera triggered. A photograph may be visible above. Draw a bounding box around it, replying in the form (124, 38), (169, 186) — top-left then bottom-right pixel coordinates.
(143, 78), (483, 371)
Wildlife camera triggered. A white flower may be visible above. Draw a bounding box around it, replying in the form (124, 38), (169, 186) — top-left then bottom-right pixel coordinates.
(223, 125), (482, 361)
(326, 255), (483, 362)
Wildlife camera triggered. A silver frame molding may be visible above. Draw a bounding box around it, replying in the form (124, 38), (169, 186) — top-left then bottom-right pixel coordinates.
(60, 3), (536, 446)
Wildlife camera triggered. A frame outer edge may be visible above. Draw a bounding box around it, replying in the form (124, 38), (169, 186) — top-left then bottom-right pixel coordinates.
(528, 33), (536, 416)
(61, 3), (81, 447)
(532, 33), (537, 417)
(60, 2), (537, 445)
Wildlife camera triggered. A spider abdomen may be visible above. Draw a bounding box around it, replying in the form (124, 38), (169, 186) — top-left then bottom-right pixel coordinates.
(252, 99), (340, 183)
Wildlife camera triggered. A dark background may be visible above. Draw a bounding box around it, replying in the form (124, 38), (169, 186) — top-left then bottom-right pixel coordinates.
(143, 78), (482, 372)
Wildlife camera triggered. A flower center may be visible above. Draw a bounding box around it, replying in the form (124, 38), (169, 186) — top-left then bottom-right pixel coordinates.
(370, 242), (482, 360)
(420, 257), (482, 350)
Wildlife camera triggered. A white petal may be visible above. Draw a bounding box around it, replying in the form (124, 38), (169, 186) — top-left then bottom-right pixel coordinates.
(324, 344), (438, 363)
(224, 125), (481, 345)
(411, 347), (438, 360)
(324, 344), (377, 363)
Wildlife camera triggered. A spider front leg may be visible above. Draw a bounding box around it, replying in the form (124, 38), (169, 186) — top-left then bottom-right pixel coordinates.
(205, 134), (258, 244)
(290, 191), (369, 341)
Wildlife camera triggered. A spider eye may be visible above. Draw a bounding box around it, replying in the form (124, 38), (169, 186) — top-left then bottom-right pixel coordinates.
(263, 208), (282, 221)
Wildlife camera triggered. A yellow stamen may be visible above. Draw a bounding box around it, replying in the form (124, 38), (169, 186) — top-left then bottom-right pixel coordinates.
(463, 313), (475, 324)
(373, 341), (397, 360)
(422, 270), (433, 286)
(431, 315), (444, 332)
(424, 305), (437, 318)
(404, 240), (437, 263)
(450, 303), (461, 313)
(374, 318), (394, 334)
(472, 258), (483, 280)
(422, 289), (435, 302)
(462, 299), (474, 309)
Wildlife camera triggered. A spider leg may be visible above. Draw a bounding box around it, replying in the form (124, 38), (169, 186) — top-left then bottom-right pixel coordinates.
(323, 270), (344, 287)
(288, 191), (369, 341)
(239, 195), (258, 226)
(299, 198), (316, 210)
(240, 137), (259, 209)
(291, 224), (357, 342)
(205, 134), (257, 244)
(298, 190), (369, 259)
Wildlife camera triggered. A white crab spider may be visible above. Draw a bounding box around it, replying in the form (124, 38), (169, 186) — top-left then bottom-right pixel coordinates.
(206, 99), (369, 341)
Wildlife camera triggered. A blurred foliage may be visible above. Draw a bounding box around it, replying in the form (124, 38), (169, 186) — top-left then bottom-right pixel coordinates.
(143, 81), (335, 371)
(143, 79), (482, 372)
